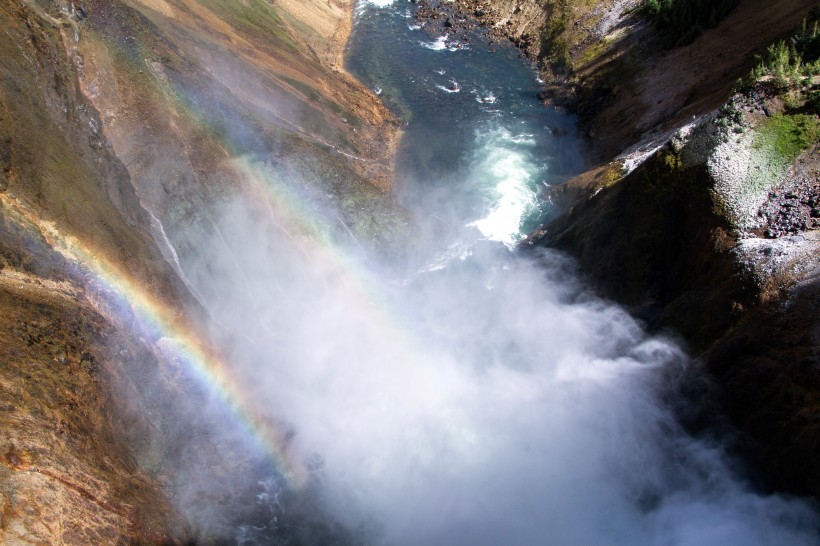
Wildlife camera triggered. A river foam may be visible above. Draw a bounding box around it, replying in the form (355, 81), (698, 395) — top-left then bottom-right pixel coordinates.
(468, 125), (540, 245)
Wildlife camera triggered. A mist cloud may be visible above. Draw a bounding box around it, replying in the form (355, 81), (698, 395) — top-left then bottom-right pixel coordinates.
(103, 3), (819, 540)
(152, 155), (819, 545)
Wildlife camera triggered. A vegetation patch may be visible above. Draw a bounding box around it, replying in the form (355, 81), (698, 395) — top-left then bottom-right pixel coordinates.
(755, 114), (820, 162)
(743, 19), (820, 165)
(576, 37), (612, 68)
(540, 8), (571, 72)
(197, 0), (298, 51)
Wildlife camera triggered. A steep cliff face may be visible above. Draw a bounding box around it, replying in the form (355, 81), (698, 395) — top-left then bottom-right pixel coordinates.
(0, 266), (191, 544)
(537, 87), (820, 495)
(0, 2), (191, 540)
(438, 0), (820, 497)
(71, 0), (405, 260)
(541, 92), (819, 345)
(0, 0), (403, 542)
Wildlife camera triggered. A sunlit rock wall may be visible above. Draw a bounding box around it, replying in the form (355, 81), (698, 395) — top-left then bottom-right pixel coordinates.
(0, 0), (404, 542)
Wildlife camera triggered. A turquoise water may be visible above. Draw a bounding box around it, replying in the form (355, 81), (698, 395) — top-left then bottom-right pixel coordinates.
(346, 0), (588, 248)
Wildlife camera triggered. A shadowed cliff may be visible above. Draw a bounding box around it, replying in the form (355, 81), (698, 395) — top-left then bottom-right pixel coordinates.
(436, 0), (820, 498)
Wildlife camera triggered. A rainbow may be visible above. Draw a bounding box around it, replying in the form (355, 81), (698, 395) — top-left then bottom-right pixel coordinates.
(0, 191), (312, 489)
(0, 149), (434, 494)
(3, 0), (423, 495)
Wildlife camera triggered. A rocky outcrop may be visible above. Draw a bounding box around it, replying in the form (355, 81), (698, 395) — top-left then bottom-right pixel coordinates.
(0, 266), (191, 544)
(708, 266), (820, 497)
(533, 90), (819, 350)
(552, 46), (819, 501)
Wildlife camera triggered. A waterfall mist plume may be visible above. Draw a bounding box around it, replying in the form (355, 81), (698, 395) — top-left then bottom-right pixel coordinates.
(99, 3), (817, 541)
(150, 155), (818, 544)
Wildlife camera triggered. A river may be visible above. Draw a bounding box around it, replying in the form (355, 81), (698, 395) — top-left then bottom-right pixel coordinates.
(348, 0), (587, 251)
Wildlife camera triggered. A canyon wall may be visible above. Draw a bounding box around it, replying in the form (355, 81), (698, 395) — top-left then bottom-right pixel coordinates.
(0, 0), (402, 542)
(445, 0), (820, 497)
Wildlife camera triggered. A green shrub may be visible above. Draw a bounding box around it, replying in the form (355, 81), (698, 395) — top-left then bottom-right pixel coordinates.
(791, 17), (820, 64)
(743, 18), (820, 102)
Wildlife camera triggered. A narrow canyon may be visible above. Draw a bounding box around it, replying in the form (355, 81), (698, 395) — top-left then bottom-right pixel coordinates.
(0, 0), (817, 544)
